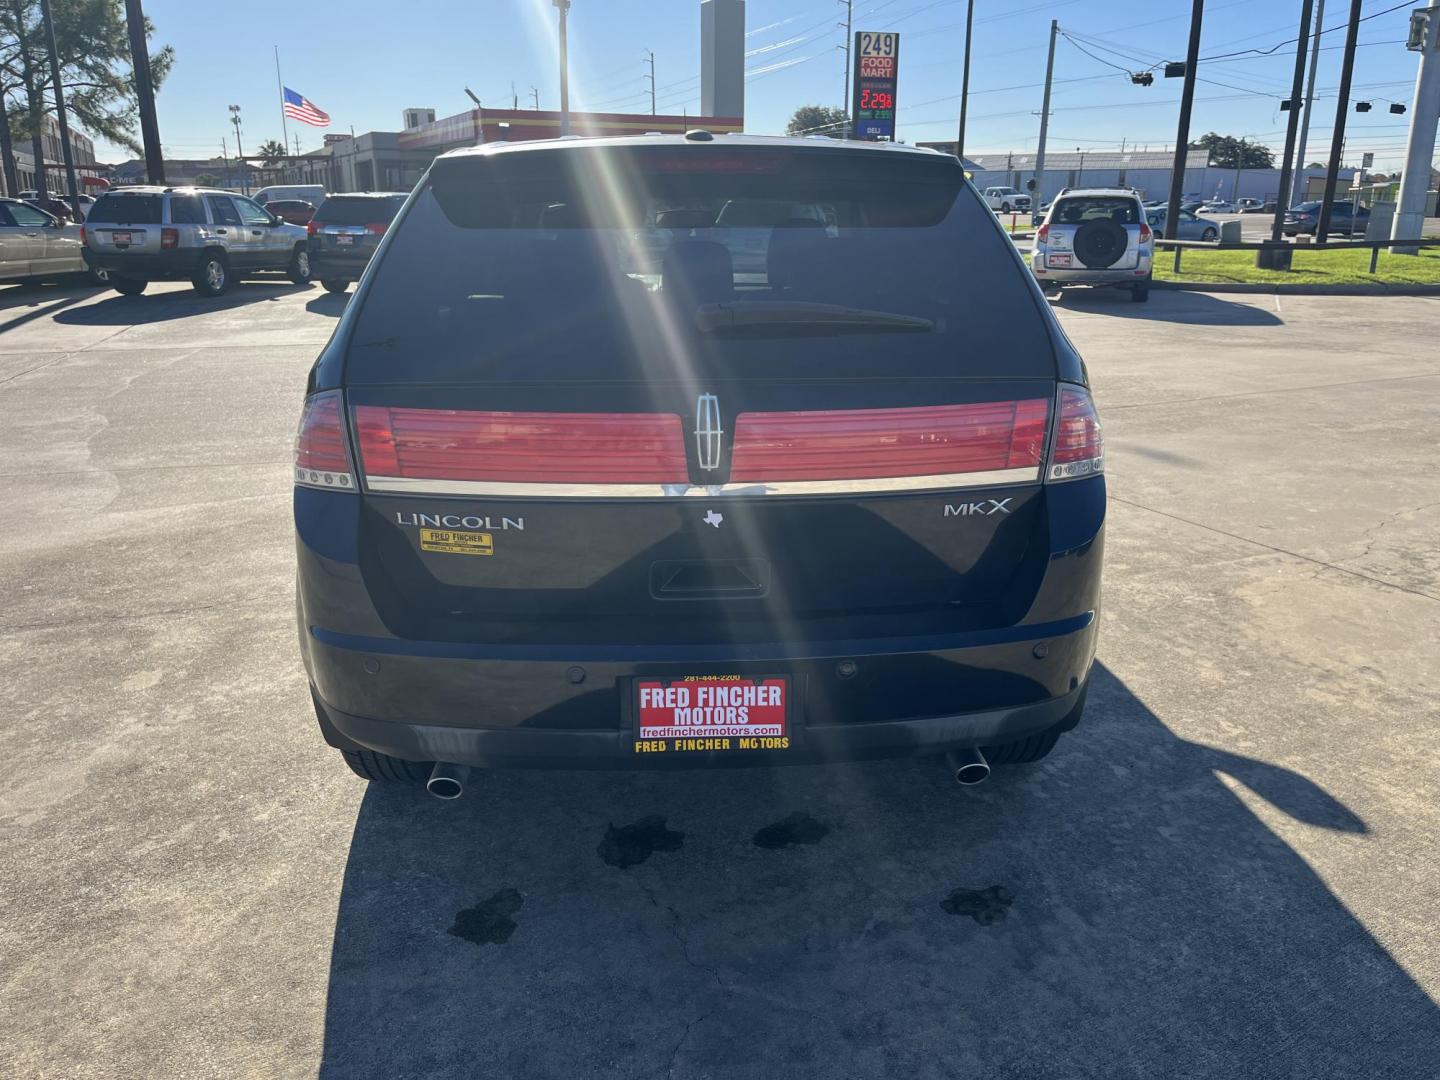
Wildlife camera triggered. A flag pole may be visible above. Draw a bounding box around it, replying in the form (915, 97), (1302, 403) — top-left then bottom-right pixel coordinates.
(274, 45), (290, 152)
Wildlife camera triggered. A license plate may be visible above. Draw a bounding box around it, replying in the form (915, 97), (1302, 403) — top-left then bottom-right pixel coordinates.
(335, 234), (354, 245)
(112, 231), (131, 246)
(633, 675), (791, 755)
(1047, 253), (1072, 267)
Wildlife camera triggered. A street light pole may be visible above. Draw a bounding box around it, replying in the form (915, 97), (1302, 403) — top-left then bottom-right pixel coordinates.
(1032, 20), (1058, 215)
(1164, 0), (1205, 240)
(1269, 0), (1314, 249)
(1291, 0), (1324, 206)
(228, 105), (246, 194)
(1316, 0), (1363, 243)
(955, 0), (974, 161)
(1391, 1), (1440, 255)
(554, 0), (571, 136)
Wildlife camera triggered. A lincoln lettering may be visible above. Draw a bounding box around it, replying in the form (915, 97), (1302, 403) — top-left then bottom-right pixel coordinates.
(395, 512), (524, 530)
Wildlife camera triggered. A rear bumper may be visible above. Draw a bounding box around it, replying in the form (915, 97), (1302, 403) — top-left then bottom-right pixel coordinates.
(1031, 255), (1152, 286)
(308, 248), (374, 280)
(84, 247), (203, 279)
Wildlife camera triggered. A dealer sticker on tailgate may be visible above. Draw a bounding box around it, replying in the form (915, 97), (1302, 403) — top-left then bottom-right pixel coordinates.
(634, 675), (790, 754)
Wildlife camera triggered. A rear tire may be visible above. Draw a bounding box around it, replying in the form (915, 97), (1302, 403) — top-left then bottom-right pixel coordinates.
(1201, 227), (1218, 241)
(322, 278), (350, 294)
(192, 251), (230, 297)
(288, 245), (313, 286)
(339, 748), (433, 784)
(1000, 202), (1012, 213)
(1130, 283), (1150, 303)
(112, 276), (146, 296)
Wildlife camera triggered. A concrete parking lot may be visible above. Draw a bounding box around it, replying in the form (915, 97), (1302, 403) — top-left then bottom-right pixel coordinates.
(2, 279), (1437, 1079)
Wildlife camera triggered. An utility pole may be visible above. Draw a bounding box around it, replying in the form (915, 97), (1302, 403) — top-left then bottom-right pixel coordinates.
(646, 50), (657, 115)
(512, 81), (518, 109)
(955, 0), (975, 161)
(39, 0), (81, 219)
(839, 0), (853, 139)
(123, 0), (164, 184)
(531, 86), (540, 110)
(1164, 0), (1205, 240)
(1316, 0), (1362, 243)
(221, 137), (229, 189)
(1032, 20), (1058, 219)
(228, 104), (245, 194)
(553, 0), (571, 135)
(1267, 0), (1314, 259)
(1391, 1), (1440, 255)
(1291, 0), (1324, 206)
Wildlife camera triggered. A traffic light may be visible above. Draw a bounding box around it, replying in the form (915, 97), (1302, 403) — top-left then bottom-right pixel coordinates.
(1130, 71), (1153, 86)
(1164, 62), (1186, 78)
(1355, 101), (1372, 112)
(1389, 103), (1406, 114)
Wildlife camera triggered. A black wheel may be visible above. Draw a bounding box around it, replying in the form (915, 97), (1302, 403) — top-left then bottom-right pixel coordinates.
(288, 244), (314, 286)
(1201, 227), (1218, 241)
(112, 276), (147, 296)
(1130, 284), (1150, 303)
(339, 748), (433, 784)
(1000, 202), (1011, 213)
(984, 685), (1087, 765)
(322, 278), (350, 294)
(1072, 217), (1129, 268)
(192, 251), (230, 296)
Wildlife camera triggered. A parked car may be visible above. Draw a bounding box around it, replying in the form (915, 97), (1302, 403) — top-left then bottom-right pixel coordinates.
(1145, 207), (1219, 241)
(0, 196), (103, 283)
(251, 184), (327, 207)
(1282, 200), (1370, 237)
(1032, 186), (1153, 301)
(307, 192), (407, 293)
(1196, 200), (1234, 214)
(981, 186), (1031, 213)
(82, 186), (313, 296)
(1235, 198), (1266, 213)
(294, 133), (1104, 796)
(266, 199), (317, 226)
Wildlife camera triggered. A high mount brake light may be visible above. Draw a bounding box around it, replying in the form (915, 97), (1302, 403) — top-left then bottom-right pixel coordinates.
(729, 400), (1050, 483)
(294, 391), (355, 491)
(353, 407), (689, 485)
(1046, 386), (1104, 483)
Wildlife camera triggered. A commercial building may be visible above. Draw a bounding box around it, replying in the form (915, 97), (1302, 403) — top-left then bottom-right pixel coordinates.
(919, 144), (1359, 205)
(5, 115), (101, 194)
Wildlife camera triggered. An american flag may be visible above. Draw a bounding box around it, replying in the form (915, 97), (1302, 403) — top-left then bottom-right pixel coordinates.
(283, 87), (330, 128)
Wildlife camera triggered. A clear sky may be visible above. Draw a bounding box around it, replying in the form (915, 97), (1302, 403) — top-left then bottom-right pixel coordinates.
(119, 0), (1430, 172)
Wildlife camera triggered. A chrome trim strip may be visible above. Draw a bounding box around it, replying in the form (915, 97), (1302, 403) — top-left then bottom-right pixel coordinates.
(362, 467), (1040, 499)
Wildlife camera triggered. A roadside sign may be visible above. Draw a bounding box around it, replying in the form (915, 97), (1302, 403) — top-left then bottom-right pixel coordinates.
(852, 31), (899, 140)
(1361, 152), (1374, 168)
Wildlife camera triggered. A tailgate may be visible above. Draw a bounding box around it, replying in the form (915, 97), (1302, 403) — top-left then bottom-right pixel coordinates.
(348, 379), (1054, 645)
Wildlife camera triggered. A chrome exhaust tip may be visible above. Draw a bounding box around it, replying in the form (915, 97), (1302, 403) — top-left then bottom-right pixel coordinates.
(426, 761), (470, 800)
(946, 747), (990, 786)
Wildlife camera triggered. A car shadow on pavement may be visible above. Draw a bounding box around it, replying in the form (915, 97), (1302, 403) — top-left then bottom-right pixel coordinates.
(1052, 288), (1283, 327)
(0, 284), (99, 333)
(49, 280), (316, 325)
(305, 292), (350, 318)
(316, 664), (1438, 1079)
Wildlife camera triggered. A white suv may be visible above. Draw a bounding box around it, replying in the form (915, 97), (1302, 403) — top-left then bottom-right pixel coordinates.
(981, 186), (1030, 213)
(1031, 187), (1153, 302)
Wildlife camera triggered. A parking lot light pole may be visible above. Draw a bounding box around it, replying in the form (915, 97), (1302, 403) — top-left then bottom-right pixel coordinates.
(554, 0), (571, 136)
(1317, 0), (1363, 243)
(1390, 1), (1440, 255)
(1264, 0), (1314, 265)
(1032, 20), (1058, 220)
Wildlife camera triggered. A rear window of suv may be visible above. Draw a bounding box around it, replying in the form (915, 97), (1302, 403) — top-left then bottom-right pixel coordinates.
(88, 193), (163, 225)
(1052, 196), (1140, 225)
(315, 195), (406, 225)
(344, 146), (1053, 385)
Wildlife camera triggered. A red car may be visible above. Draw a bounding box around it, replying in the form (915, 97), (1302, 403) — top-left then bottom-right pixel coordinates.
(266, 199), (316, 226)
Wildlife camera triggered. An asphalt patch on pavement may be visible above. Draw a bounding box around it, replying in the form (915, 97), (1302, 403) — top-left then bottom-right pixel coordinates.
(598, 815), (685, 868)
(448, 888), (524, 945)
(752, 811), (830, 849)
(940, 885), (1014, 925)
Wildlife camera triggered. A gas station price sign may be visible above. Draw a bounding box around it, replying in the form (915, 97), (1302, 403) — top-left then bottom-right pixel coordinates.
(852, 31), (900, 140)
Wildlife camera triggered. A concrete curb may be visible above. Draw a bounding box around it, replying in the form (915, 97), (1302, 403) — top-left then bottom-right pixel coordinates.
(1153, 280), (1440, 296)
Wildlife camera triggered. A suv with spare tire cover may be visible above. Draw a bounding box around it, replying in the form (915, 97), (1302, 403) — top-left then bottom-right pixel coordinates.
(293, 134), (1105, 798)
(1031, 187), (1152, 302)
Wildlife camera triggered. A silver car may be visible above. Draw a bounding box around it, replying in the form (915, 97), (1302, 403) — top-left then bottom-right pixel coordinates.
(83, 186), (313, 297)
(0, 197), (103, 283)
(1031, 187), (1153, 302)
(1145, 208), (1219, 242)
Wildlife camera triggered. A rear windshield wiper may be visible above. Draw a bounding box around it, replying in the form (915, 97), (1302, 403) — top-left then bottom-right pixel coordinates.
(695, 301), (934, 335)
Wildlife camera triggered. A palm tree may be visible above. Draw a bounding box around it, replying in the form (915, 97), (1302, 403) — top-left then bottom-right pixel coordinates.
(257, 139), (289, 167)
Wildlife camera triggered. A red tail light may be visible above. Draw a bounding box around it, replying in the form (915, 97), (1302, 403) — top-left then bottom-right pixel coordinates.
(729, 400), (1050, 484)
(294, 391), (355, 490)
(364, 221), (389, 235)
(354, 407), (688, 489)
(1046, 386), (1104, 482)
(1138, 221), (1152, 244)
(79, 224), (86, 244)
(1037, 223), (1050, 243)
(161, 227), (178, 249)
(307, 220), (322, 237)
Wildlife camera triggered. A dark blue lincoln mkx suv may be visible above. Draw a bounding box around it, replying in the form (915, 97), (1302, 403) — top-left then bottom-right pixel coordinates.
(294, 133), (1104, 798)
